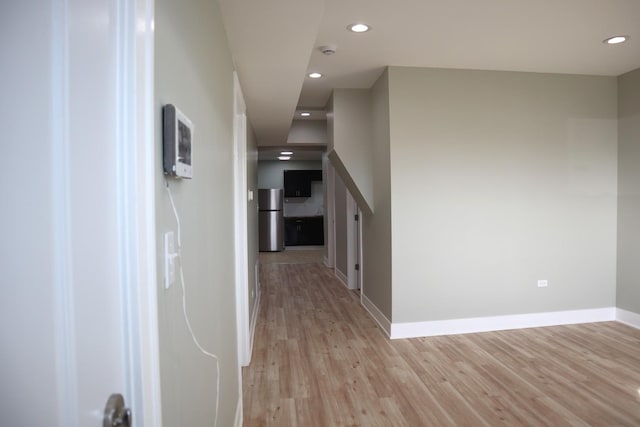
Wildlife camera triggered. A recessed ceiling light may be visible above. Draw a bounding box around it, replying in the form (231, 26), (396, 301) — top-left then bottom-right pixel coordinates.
(278, 156), (291, 161)
(348, 23), (370, 33)
(319, 45), (337, 55)
(603, 35), (629, 44)
(300, 112), (311, 117)
(280, 151), (293, 155)
(308, 72), (323, 79)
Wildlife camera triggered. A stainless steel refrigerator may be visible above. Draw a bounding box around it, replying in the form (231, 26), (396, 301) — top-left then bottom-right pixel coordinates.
(258, 188), (284, 252)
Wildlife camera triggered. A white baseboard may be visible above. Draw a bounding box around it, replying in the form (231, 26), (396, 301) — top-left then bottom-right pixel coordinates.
(361, 294), (391, 337)
(616, 308), (640, 329)
(323, 256), (330, 267)
(389, 307), (617, 340)
(335, 268), (348, 287)
(234, 396), (242, 427)
(248, 288), (261, 360)
(356, 299), (639, 340)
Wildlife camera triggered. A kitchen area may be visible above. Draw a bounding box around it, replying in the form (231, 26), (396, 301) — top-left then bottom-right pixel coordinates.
(257, 157), (324, 252)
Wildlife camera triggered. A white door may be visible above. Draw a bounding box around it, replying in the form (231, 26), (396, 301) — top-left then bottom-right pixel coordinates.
(346, 190), (360, 290)
(0, 1), (160, 425)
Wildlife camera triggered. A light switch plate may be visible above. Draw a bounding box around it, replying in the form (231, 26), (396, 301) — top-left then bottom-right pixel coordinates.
(537, 279), (548, 288)
(164, 231), (176, 289)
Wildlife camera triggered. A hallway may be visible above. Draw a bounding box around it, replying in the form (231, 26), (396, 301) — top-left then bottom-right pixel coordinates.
(242, 258), (640, 426)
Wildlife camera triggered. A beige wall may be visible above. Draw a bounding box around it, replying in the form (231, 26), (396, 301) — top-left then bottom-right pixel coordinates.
(258, 160), (322, 188)
(617, 67), (640, 315)
(362, 69), (393, 319)
(155, 0), (239, 424)
(247, 121), (260, 327)
(388, 67), (618, 323)
(329, 89), (374, 214)
(287, 119), (328, 144)
(323, 156), (335, 266)
(334, 172), (348, 277)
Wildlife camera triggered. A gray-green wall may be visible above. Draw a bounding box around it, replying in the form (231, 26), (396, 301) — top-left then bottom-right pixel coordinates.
(363, 69), (393, 319)
(388, 67), (618, 323)
(288, 119), (328, 144)
(155, 0), (239, 424)
(334, 172), (348, 278)
(257, 160), (323, 189)
(328, 89), (375, 214)
(617, 68), (640, 314)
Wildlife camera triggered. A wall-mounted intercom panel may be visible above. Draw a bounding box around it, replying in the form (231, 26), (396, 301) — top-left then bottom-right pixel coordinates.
(163, 104), (193, 179)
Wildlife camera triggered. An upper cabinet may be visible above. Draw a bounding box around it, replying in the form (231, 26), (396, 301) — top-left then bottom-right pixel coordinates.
(284, 170), (322, 197)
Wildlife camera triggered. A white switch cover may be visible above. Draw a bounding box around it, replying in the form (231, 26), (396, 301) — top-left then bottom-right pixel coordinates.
(164, 231), (177, 289)
(537, 279), (548, 288)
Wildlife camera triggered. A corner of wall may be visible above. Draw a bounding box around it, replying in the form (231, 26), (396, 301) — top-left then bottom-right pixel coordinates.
(360, 68), (393, 322)
(616, 67), (640, 316)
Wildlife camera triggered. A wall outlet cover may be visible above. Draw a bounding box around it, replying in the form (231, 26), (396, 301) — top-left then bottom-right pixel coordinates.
(164, 231), (177, 289)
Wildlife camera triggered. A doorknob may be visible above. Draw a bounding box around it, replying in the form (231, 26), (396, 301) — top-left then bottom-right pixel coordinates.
(104, 393), (132, 427)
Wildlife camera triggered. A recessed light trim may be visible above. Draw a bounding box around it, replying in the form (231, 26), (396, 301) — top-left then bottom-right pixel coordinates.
(348, 23), (370, 33)
(278, 156), (291, 161)
(280, 151), (293, 155)
(603, 35), (628, 44)
(308, 72), (323, 79)
(300, 112), (311, 117)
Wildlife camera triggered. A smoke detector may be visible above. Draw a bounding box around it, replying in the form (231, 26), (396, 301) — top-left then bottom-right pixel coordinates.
(319, 45), (337, 55)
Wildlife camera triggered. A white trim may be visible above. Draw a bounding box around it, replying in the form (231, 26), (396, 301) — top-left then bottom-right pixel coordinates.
(116, 0), (163, 425)
(51, 1), (78, 424)
(335, 269), (348, 287)
(232, 72), (249, 427)
(390, 307), (616, 339)
(323, 256), (330, 267)
(361, 294), (391, 337)
(234, 398), (243, 427)
(616, 308), (640, 329)
(248, 286), (261, 359)
(130, 0), (163, 424)
(233, 72), (251, 367)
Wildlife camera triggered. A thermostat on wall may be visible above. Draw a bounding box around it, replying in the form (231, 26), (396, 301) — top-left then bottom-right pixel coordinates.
(163, 104), (193, 179)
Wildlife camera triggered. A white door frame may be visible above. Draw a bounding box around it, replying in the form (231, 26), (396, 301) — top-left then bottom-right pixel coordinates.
(233, 72), (251, 372)
(51, 0), (162, 425)
(117, 0), (163, 424)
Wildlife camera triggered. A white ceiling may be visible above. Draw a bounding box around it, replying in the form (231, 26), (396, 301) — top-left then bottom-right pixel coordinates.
(219, 0), (640, 147)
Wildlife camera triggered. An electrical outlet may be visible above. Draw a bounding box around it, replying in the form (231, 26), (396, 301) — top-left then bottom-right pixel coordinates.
(537, 279), (548, 288)
(164, 231), (177, 289)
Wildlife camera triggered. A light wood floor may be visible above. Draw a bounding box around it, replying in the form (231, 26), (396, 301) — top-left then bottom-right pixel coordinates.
(259, 248), (324, 265)
(242, 261), (640, 426)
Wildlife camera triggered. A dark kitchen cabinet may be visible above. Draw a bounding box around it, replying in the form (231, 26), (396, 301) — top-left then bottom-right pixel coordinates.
(284, 216), (324, 246)
(283, 170), (322, 197)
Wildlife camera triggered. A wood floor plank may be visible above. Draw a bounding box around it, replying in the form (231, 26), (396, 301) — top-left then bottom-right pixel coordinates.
(243, 259), (640, 426)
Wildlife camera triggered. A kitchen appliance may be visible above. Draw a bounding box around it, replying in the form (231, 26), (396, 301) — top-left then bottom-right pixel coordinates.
(258, 188), (284, 252)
